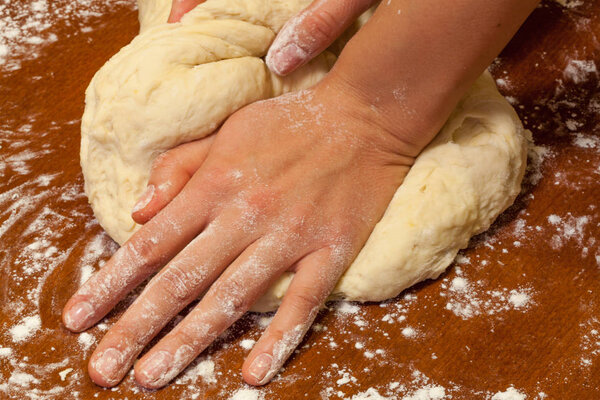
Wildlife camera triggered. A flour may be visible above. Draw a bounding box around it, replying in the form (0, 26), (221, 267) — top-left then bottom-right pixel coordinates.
(0, 347), (13, 357)
(401, 327), (418, 339)
(9, 315), (41, 342)
(229, 388), (265, 400)
(350, 388), (391, 400)
(554, 0), (584, 8)
(337, 301), (361, 314)
(491, 386), (527, 400)
(572, 133), (600, 149)
(0, 0), (136, 71)
(240, 339), (256, 350)
(175, 358), (216, 385)
(402, 385), (446, 400)
(440, 267), (534, 320)
(77, 332), (95, 352)
(564, 60), (598, 85)
(546, 212), (591, 250)
(8, 371), (41, 388)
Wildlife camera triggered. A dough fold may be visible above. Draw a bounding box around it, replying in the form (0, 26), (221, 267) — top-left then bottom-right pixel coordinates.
(81, 0), (529, 312)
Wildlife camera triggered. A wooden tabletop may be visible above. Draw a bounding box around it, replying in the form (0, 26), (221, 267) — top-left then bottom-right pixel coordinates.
(1, 1), (599, 399)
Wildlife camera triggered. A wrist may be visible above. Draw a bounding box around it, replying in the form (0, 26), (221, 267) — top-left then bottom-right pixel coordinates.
(313, 72), (430, 162)
(316, 64), (446, 159)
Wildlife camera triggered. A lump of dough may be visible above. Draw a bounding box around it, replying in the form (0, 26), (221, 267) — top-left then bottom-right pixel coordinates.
(81, 0), (530, 312)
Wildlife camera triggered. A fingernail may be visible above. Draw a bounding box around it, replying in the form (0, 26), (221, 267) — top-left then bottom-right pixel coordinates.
(140, 351), (172, 383)
(266, 43), (307, 76)
(248, 353), (273, 383)
(93, 348), (123, 382)
(132, 185), (155, 214)
(64, 301), (94, 331)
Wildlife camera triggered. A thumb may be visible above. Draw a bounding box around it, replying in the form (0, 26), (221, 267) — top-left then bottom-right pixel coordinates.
(266, 0), (376, 76)
(131, 135), (215, 224)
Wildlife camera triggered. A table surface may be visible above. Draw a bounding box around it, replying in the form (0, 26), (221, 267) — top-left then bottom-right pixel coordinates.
(1, 1), (599, 399)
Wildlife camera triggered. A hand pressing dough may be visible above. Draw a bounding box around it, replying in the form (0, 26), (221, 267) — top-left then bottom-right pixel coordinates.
(81, 0), (530, 312)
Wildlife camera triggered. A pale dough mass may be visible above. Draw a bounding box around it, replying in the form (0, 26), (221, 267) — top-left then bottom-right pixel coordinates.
(81, 0), (529, 311)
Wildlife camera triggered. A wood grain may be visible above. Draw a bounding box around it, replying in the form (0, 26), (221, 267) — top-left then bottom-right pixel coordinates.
(1, 1), (599, 398)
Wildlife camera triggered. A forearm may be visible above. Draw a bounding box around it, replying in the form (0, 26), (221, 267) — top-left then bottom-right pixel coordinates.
(327, 0), (539, 152)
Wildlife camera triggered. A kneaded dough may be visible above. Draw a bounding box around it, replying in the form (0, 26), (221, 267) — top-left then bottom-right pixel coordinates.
(81, 0), (530, 312)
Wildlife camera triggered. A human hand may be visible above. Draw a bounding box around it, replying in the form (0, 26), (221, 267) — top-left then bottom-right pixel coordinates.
(62, 74), (426, 389)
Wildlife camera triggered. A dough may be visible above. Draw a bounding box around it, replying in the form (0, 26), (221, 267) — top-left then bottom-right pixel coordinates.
(81, 0), (530, 312)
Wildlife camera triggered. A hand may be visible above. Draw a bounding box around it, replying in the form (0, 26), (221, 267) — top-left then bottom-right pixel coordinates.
(62, 75), (425, 389)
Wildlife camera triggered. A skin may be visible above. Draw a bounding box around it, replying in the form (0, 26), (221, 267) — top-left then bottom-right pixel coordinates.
(63, 0), (539, 389)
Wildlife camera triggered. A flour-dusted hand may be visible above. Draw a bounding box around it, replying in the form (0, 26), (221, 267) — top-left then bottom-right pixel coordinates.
(265, 0), (377, 76)
(63, 76), (422, 388)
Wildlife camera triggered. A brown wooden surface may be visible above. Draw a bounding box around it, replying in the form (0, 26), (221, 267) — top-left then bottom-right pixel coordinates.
(1, 1), (599, 399)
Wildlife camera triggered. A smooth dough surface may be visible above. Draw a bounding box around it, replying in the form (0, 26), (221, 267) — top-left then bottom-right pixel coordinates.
(81, 0), (530, 312)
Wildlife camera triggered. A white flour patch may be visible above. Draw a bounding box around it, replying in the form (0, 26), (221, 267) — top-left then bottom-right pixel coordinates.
(579, 317), (600, 369)
(0, 0), (136, 71)
(175, 358), (216, 385)
(572, 133), (600, 149)
(9, 315), (41, 342)
(229, 388), (265, 400)
(240, 339), (256, 350)
(77, 332), (95, 352)
(336, 301), (361, 314)
(491, 386), (526, 400)
(350, 388), (391, 399)
(402, 385), (446, 400)
(564, 60), (598, 84)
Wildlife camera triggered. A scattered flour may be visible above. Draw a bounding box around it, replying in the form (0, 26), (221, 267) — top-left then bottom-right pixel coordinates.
(58, 368), (73, 381)
(350, 388), (391, 400)
(402, 385), (446, 400)
(9, 315), (41, 342)
(401, 327), (418, 339)
(229, 388), (265, 400)
(240, 339), (256, 350)
(572, 133), (600, 149)
(77, 332), (95, 351)
(337, 301), (361, 314)
(7, 371), (41, 388)
(564, 60), (598, 85)
(491, 386), (527, 400)
(175, 358), (216, 385)
(0, 0), (136, 71)
(0, 347), (13, 357)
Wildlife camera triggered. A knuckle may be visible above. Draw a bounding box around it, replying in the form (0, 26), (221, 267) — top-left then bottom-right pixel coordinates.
(214, 279), (250, 316)
(126, 239), (160, 270)
(245, 188), (277, 215)
(304, 8), (339, 44)
(289, 289), (320, 313)
(158, 265), (196, 303)
(173, 327), (199, 350)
